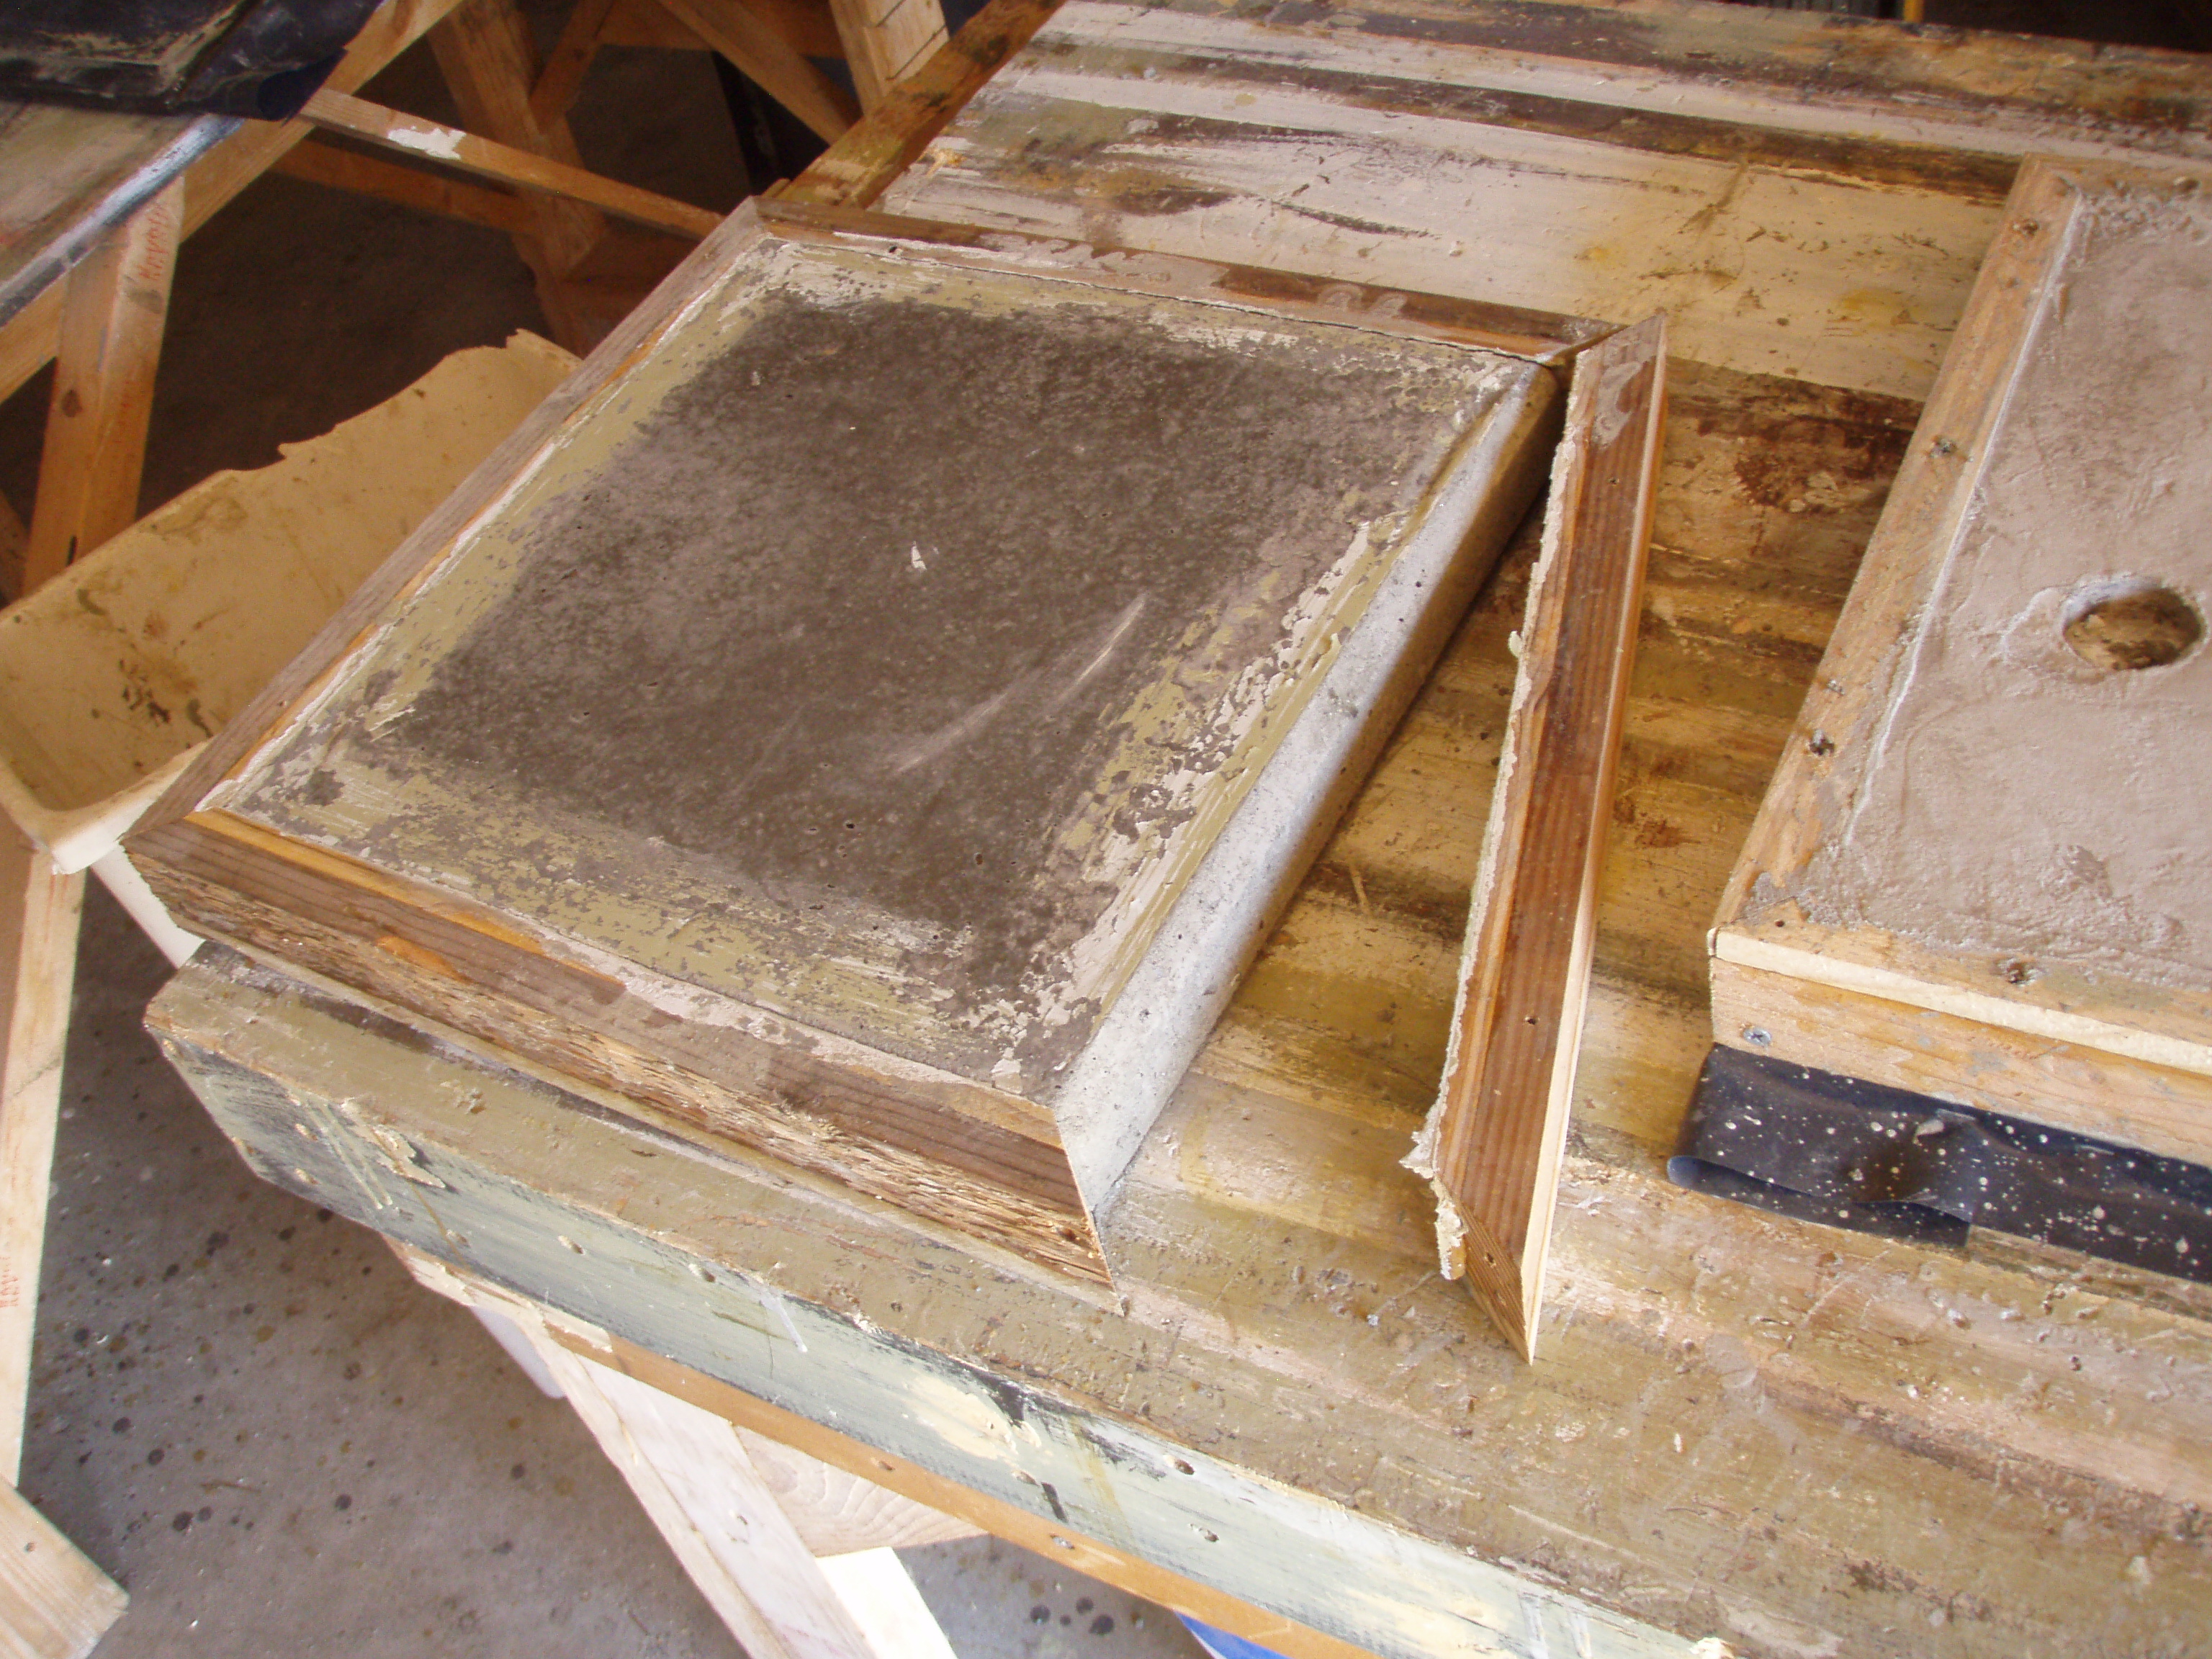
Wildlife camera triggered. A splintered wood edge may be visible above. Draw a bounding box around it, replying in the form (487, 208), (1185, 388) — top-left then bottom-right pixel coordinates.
(1709, 156), (2212, 1071)
(772, 0), (1064, 209)
(756, 199), (1611, 362)
(1412, 315), (1668, 1362)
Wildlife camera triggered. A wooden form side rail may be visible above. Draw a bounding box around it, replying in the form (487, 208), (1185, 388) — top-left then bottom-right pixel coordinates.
(756, 199), (1611, 361)
(1411, 316), (1668, 1360)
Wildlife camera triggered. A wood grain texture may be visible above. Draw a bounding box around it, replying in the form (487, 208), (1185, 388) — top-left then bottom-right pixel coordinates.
(397, 1251), (1390, 1659)
(152, 932), (2212, 1658)
(22, 183), (179, 593)
(755, 198), (1610, 361)
(302, 91), (720, 240)
(660, 0), (860, 143)
(1711, 157), (2212, 1154)
(274, 138), (536, 236)
(1413, 318), (1666, 1360)
(775, 0), (1064, 206)
(0, 1483), (123, 1659)
(0, 832), (82, 1484)
(430, 0), (608, 349)
(873, 0), (2212, 400)
(529, 0), (624, 127)
(827, 0), (948, 110)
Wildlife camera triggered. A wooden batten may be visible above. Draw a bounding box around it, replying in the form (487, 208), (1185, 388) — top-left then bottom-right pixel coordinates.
(754, 199), (1611, 362)
(1411, 316), (1667, 1360)
(1710, 156), (2212, 1159)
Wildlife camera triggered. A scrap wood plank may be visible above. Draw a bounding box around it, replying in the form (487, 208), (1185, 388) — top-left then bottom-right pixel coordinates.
(0, 1483), (124, 1659)
(1709, 155), (2212, 1174)
(1410, 315), (1667, 1362)
(301, 90), (721, 240)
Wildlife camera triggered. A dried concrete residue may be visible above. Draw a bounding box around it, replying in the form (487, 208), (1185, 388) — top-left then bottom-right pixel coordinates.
(1802, 184), (2212, 991)
(239, 241), (1507, 1092)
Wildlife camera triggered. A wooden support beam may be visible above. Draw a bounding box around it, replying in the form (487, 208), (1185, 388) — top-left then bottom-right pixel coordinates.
(775, 0), (1058, 207)
(529, 0), (625, 127)
(0, 830), (85, 1484)
(302, 91), (719, 241)
(274, 138), (536, 236)
(1410, 315), (1667, 1362)
(430, 0), (609, 350)
(826, 0), (948, 110)
(0, 1481), (125, 1659)
(21, 185), (179, 594)
(657, 0), (858, 145)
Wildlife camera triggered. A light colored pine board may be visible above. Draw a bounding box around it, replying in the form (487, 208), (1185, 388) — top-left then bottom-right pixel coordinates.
(273, 138), (536, 236)
(1710, 955), (2212, 1169)
(529, 0), (626, 127)
(1712, 156), (2212, 1151)
(302, 91), (719, 240)
(0, 1483), (124, 1659)
(0, 832), (83, 1483)
(658, 0), (860, 143)
(827, 0), (949, 109)
(1409, 317), (1666, 1360)
(775, 0), (1064, 207)
(429, 0), (608, 350)
(814, 1552), (959, 1659)
(21, 184), (179, 595)
(733, 1432), (981, 1555)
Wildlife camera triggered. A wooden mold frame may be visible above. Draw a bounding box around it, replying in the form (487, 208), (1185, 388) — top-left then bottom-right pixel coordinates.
(1408, 317), (1668, 1360)
(1710, 156), (2212, 1167)
(127, 202), (1599, 1290)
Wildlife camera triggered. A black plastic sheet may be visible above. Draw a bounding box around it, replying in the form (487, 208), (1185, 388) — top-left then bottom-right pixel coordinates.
(0, 0), (384, 119)
(1671, 1045), (2212, 1283)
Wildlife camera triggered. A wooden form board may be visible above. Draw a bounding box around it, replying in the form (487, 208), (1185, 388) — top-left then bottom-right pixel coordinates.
(1411, 317), (1665, 1361)
(874, 0), (2212, 404)
(129, 204), (1563, 1284)
(1711, 157), (2212, 1176)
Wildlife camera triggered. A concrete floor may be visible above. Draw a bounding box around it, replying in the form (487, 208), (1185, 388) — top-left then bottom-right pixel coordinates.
(1, 24), (1204, 1659)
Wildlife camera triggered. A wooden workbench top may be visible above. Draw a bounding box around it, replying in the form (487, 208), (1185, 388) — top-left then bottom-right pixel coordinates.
(144, 4), (2212, 1655)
